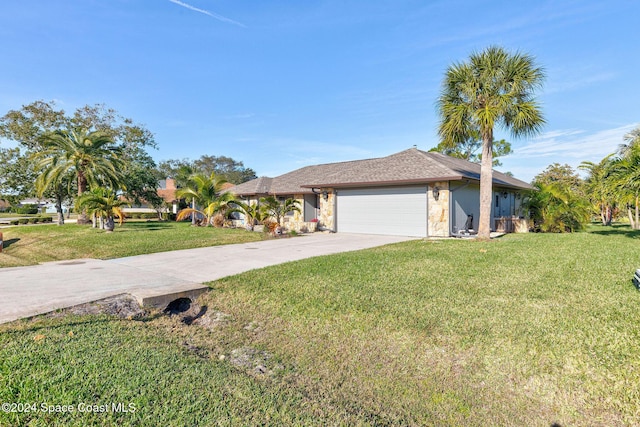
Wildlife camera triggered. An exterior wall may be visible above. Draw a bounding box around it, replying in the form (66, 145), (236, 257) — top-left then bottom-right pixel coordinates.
(493, 189), (529, 233)
(428, 182), (450, 237)
(281, 194), (320, 233)
(318, 189), (335, 231)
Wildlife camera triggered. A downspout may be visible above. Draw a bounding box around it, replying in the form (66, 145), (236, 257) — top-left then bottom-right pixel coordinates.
(332, 190), (337, 233)
(448, 180), (472, 237)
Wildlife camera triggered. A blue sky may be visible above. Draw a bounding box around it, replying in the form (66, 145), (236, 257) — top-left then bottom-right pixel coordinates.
(1, 0), (638, 182)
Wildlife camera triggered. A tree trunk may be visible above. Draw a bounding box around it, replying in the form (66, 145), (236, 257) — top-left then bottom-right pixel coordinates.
(76, 171), (90, 225)
(477, 132), (494, 240)
(628, 207), (635, 229)
(55, 198), (64, 226)
(191, 197), (196, 226)
(104, 216), (115, 232)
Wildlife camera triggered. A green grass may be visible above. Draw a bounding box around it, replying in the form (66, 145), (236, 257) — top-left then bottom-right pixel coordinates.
(0, 222), (267, 268)
(2, 225), (640, 425)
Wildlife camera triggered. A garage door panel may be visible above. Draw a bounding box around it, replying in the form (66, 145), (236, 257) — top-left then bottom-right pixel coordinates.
(337, 186), (427, 237)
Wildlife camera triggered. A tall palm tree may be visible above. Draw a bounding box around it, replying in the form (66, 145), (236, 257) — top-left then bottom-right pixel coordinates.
(33, 128), (123, 224)
(437, 46), (545, 239)
(175, 172), (235, 226)
(579, 154), (616, 226)
(619, 126), (640, 156)
(75, 187), (128, 232)
(610, 147), (640, 229)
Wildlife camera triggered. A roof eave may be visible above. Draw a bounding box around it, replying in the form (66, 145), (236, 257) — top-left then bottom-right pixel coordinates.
(301, 176), (465, 189)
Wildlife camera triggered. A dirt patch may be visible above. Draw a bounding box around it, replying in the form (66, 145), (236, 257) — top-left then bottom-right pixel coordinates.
(44, 294), (148, 320)
(228, 346), (283, 377)
(191, 310), (231, 329)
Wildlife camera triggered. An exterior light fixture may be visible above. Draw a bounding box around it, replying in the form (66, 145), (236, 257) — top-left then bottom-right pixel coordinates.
(322, 190), (329, 200)
(433, 186), (440, 201)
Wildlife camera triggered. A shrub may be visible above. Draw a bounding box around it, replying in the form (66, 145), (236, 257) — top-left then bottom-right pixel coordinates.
(10, 220), (19, 225)
(18, 218), (29, 225)
(14, 205), (39, 214)
(29, 217), (39, 224)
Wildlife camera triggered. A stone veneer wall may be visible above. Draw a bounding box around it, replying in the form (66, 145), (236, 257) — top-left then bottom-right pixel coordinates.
(318, 189), (335, 231)
(427, 182), (450, 237)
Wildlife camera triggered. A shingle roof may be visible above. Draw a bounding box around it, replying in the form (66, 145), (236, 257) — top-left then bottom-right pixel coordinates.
(230, 148), (532, 196)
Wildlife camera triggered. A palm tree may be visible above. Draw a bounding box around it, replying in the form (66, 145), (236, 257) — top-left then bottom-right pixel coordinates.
(75, 187), (128, 232)
(609, 147), (640, 229)
(619, 126), (640, 156)
(524, 182), (590, 232)
(437, 46), (545, 239)
(260, 196), (301, 226)
(33, 128), (123, 224)
(579, 154), (616, 226)
(175, 172), (235, 226)
(230, 200), (267, 230)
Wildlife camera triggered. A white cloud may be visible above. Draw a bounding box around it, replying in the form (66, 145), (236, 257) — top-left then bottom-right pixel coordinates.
(516, 124), (637, 160)
(500, 123), (639, 182)
(168, 0), (246, 27)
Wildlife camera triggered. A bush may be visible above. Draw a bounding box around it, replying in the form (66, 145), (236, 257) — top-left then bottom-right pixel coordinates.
(29, 217), (39, 224)
(13, 205), (39, 214)
(18, 218), (29, 225)
(10, 220), (19, 225)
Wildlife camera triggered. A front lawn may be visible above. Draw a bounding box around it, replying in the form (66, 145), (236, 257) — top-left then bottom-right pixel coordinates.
(0, 222), (268, 268)
(1, 225), (639, 425)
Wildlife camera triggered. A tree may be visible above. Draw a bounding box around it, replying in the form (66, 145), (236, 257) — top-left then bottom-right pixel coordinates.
(33, 128), (124, 223)
(430, 137), (512, 166)
(579, 155), (616, 226)
(34, 129), (123, 195)
(259, 196), (301, 226)
(0, 101), (157, 215)
(534, 163), (585, 195)
(76, 187), (128, 232)
(437, 46), (545, 239)
(618, 126), (640, 156)
(0, 147), (38, 205)
(230, 200), (267, 231)
(609, 147), (640, 229)
(175, 173), (236, 227)
(193, 155), (257, 184)
(157, 155), (257, 186)
(524, 182), (590, 232)
(35, 170), (76, 226)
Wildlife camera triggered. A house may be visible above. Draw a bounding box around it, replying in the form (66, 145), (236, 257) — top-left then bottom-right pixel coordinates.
(157, 178), (179, 214)
(230, 148), (533, 237)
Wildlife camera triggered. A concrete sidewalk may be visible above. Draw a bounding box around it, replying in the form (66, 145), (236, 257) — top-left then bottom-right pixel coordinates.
(0, 233), (414, 324)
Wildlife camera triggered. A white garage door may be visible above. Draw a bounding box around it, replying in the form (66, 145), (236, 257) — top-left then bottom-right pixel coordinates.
(337, 186), (427, 237)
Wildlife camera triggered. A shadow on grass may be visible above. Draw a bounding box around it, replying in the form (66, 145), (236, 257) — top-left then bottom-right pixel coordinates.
(2, 238), (20, 249)
(118, 222), (175, 232)
(588, 223), (640, 239)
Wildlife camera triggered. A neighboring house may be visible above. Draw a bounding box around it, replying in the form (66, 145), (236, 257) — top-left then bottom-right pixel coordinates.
(230, 148), (533, 237)
(157, 178), (179, 214)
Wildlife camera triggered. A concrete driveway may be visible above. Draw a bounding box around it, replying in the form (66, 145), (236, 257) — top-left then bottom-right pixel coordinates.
(0, 233), (415, 324)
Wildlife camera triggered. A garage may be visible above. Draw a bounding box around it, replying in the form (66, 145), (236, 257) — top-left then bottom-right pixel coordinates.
(336, 186), (428, 237)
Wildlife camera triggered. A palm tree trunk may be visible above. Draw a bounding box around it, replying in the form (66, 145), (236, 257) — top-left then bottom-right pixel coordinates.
(628, 207), (635, 229)
(478, 134), (494, 240)
(191, 197), (196, 226)
(55, 197), (64, 226)
(77, 171), (90, 225)
(636, 196), (639, 229)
